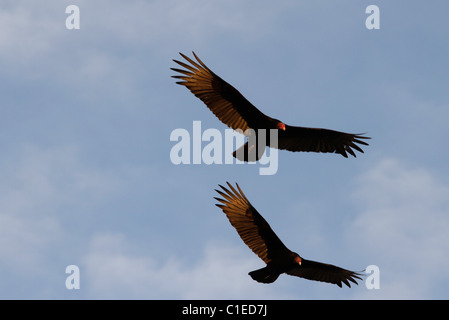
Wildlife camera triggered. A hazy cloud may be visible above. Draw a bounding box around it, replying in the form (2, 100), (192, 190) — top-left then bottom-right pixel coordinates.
(82, 233), (285, 299)
(350, 158), (449, 299)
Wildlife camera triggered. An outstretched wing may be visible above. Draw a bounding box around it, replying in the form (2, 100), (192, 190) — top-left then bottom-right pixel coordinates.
(171, 52), (273, 132)
(286, 258), (363, 288)
(278, 126), (370, 158)
(214, 182), (290, 264)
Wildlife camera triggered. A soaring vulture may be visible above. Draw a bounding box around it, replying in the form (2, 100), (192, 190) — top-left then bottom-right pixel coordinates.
(214, 182), (363, 287)
(171, 52), (370, 161)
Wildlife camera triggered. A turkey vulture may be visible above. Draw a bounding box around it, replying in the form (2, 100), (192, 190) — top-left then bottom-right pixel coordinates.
(214, 182), (363, 287)
(171, 52), (370, 161)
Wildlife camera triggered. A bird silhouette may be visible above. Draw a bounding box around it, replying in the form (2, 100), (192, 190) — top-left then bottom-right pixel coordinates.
(172, 52), (370, 161)
(214, 182), (363, 287)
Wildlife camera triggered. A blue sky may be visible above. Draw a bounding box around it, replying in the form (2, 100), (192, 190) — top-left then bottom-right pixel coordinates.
(1, 0), (449, 299)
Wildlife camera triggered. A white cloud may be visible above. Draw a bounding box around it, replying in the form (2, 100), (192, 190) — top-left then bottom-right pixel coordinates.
(0, 211), (62, 274)
(349, 158), (449, 299)
(81, 233), (284, 299)
(0, 0), (285, 61)
(0, 2), (62, 66)
(0, 145), (121, 278)
(0, 0), (296, 109)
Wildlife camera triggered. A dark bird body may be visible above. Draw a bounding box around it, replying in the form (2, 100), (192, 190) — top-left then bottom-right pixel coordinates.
(171, 52), (370, 161)
(214, 182), (363, 287)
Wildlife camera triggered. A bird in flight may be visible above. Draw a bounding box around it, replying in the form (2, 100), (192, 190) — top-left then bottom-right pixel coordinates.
(171, 52), (370, 161)
(214, 182), (363, 287)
